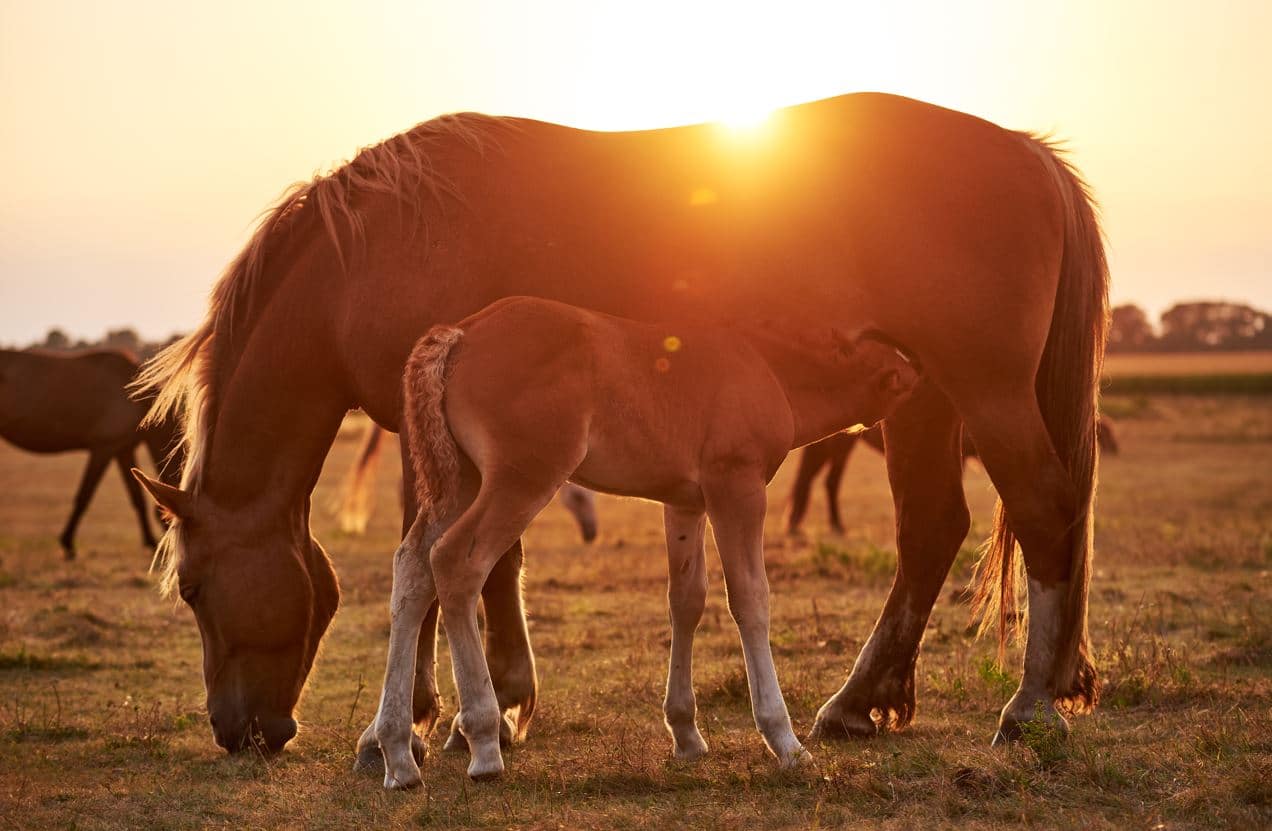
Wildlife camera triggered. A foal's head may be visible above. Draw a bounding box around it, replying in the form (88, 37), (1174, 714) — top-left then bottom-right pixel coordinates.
(133, 472), (339, 755)
(832, 332), (920, 426)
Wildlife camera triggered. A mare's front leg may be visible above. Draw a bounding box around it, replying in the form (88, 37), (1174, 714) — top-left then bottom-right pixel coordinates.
(662, 505), (709, 760)
(704, 469), (808, 768)
(370, 519), (439, 789)
(810, 381), (969, 738)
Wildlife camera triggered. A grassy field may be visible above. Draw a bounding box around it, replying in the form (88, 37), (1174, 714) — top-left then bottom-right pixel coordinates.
(1, 391), (1269, 829)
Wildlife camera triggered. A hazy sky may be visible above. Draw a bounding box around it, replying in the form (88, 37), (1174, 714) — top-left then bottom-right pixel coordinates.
(2, 0), (1269, 343)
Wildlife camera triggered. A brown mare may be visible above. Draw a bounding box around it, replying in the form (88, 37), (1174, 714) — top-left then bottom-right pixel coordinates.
(371, 297), (918, 786)
(786, 416), (1120, 535)
(332, 420), (600, 542)
(131, 92), (1107, 759)
(0, 348), (181, 558)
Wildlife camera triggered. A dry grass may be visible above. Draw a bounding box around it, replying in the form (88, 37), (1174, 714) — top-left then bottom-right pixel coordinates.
(1, 396), (1269, 830)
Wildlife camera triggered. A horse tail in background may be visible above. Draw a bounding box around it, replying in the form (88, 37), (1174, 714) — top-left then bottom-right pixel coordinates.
(403, 326), (465, 528)
(971, 135), (1109, 716)
(331, 423), (387, 534)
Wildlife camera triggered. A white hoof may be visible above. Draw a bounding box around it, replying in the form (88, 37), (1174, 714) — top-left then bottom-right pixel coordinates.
(779, 745), (813, 770)
(671, 730), (710, 761)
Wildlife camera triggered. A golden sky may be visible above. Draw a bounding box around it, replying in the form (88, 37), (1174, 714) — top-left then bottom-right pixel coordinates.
(1, 0), (1269, 342)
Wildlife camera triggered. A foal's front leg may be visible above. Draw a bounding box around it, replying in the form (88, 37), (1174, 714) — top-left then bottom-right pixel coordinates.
(662, 505), (709, 760)
(704, 473), (809, 768)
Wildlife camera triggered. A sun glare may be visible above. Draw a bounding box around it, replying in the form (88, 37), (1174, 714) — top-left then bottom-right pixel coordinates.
(718, 105), (775, 131)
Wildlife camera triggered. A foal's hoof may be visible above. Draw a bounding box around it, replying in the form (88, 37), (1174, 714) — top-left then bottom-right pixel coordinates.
(779, 746), (813, 770)
(468, 762), (505, 782)
(353, 733), (425, 776)
(384, 767), (424, 791)
(443, 713), (515, 752)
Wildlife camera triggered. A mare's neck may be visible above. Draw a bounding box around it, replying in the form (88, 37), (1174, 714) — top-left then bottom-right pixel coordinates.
(739, 327), (865, 449)
(197, 320), (350, 520)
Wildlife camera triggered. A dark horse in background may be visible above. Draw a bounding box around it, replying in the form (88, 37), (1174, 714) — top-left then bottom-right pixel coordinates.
(130, 92), (1108, 761)
(786, 416), (1119, 535)
(0, 348), (182, 558)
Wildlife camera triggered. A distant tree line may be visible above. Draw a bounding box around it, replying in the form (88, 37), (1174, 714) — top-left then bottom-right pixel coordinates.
(1110, 301), (1271, 353)
(29, 327), (182, 361)
(17, 299), (1272, 357)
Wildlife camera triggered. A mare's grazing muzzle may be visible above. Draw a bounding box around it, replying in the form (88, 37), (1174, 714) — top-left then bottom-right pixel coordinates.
(211, 712), (298, 755)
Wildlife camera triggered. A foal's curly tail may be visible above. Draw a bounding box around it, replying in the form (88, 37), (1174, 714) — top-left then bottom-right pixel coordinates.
(402, 326), (465, 527)
(972, 135), (1109, 716)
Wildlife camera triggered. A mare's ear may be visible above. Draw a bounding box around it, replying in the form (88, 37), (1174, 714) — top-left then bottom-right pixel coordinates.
(131, 468), (192, 522)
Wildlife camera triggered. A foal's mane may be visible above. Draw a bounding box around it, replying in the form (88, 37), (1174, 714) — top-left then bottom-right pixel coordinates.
(131, 112), (517, 593)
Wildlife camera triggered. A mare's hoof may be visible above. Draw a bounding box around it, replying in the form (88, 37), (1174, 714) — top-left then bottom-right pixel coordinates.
(468, 762), (505, 782)
(808, 707), (878, 740)
(992, 713), (1069, 747)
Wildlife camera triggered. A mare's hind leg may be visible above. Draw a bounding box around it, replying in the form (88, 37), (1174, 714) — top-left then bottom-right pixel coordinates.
(433, 472), (562, 780)
(114, 446), (158, 549)
(662, 505), (709, 760)
(59, 448), (114, 560)
(704, 470), (808, 768)
(811, 381), (969, 738)
(961, 389), (1084, 743)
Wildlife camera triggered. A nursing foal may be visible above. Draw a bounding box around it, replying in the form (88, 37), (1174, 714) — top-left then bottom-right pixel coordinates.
(370, 296), (919, 787)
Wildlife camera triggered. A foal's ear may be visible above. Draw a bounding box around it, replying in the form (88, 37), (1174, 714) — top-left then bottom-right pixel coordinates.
(131, 468), (193, 521)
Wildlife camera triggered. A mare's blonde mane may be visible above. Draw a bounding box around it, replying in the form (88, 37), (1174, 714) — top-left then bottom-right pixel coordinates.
(131, 112), (517, 594)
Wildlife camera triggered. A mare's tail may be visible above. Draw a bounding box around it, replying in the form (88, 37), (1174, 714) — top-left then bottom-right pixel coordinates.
(971, 135), (1109, 715)
(331, 422), (386, 534)
(402, 326), (465, 527)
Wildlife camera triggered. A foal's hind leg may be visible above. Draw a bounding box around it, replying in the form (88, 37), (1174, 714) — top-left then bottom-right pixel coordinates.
(59, 448), (114, 560)
(704, 471), (808, 768)
(115, 445), (158, 549)
(811, 382), (969, 739)
(662, 505), (709, 760)
(442, 539), (533, 753)
(372, 517), (441, 790)
(962, 389), (1083, 743)
(434, 472), (562, 780)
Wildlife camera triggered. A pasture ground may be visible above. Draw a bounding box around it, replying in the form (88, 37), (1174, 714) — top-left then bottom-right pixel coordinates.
(1, 391), (1268, 829)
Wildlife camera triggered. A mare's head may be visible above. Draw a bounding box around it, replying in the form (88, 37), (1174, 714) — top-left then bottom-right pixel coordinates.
(832, 332), (921, 427)
(133, 471), (340, 754)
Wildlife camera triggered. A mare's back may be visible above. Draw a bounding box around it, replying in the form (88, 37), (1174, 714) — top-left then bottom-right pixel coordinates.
(0, 350), (144, 452)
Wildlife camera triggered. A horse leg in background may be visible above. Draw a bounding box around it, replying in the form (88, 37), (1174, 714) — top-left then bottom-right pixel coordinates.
(662, 504), (709, 760)
(433, 474), (560, 780)
(811, 381), (969, 738)
(57, 448), (114, 560)
(784, 440), (831, 536)
(822, 436), (854, 534)
(705, 471), (809, 768)
(559, 483), (599, 543)
(114, 444), (158, 549)
(962, 389), (1088, 742)
(372, 517), (441, 790)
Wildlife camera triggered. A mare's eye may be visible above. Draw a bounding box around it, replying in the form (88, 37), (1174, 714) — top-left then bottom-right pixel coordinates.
(179, 584), (200, 606)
